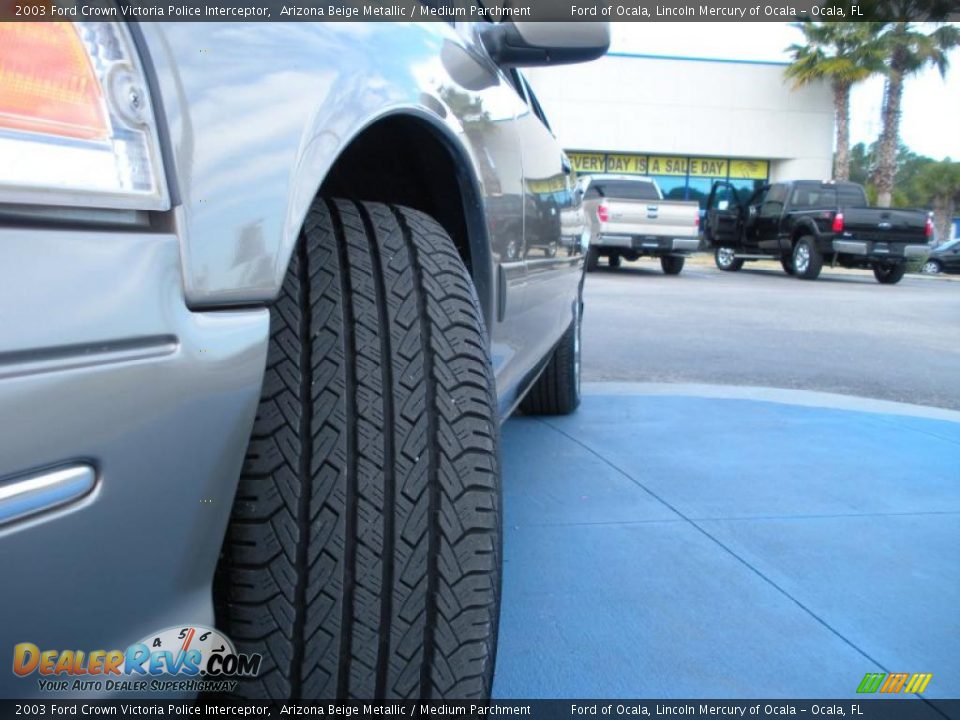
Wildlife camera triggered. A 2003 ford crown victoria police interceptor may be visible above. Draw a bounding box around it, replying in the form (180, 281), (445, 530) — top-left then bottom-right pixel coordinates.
(0, 18), (609, 700)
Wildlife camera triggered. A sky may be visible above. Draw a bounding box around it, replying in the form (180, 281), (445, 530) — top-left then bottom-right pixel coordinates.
(612, 22), (960, 161)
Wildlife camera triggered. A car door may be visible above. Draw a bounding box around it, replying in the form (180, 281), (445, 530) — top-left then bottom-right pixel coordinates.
(944, 241), (960, 272)
(753, 183), (788, 252)
(513, 72), (581, 367)
(705, 181), (743, 247)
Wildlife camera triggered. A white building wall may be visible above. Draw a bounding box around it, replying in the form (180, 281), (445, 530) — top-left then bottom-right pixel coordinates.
(526, 53), (834, 179)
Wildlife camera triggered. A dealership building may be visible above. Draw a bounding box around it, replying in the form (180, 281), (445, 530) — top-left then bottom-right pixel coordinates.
(526, 52), (835, 208)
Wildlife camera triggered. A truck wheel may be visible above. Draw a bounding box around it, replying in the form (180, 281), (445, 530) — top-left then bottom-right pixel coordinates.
(215, 199), (501, 700)
(660, 255), (685, 275)
(874, 263), (907, 285)
(780, 256), (795, 275)
(521, 290), (582, 416)
(792, 237), (822, 280)
(586, 245), (599, 272)
(609, 253), (621, 268)
(921, 259), (941, 275)
(714, 247), (743, 272)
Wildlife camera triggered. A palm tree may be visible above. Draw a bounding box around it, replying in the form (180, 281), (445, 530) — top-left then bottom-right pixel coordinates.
(785, 22), (885, 181)
(873, 16), (960, 207)
(916, 159), (960, 246)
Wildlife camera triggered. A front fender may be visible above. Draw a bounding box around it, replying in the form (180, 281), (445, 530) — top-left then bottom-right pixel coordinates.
(140, 22), (509, 314)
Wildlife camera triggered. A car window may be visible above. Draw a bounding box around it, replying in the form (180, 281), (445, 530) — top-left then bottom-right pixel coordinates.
(790, 186), (835, 209)
(709, 183), (739, 210)
(585, 180), (659, 201)
(760, 184), (787, 217)
(837, 185), (868, 207)
(790, 185), (868, 209)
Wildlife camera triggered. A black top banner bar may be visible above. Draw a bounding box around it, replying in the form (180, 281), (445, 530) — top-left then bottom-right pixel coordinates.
(2, 0), (959, 21)
(0, 699), (958, 719)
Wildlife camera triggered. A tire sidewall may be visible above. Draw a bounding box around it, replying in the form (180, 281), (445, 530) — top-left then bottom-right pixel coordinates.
(793, 237), (822, 280)
(715, 246), (737, 271)
(874, 263), (906, 284)
(661, 255), (685, 275)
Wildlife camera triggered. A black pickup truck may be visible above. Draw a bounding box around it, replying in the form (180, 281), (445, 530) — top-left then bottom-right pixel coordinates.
(704, 180), (932, 284)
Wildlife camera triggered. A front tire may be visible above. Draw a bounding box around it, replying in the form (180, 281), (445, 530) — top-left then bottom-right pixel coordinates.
(921, 259), (941, 275)
(521, 292), (582, 416)
(780, 255), (795, 275)
(216, 200), (501, 700)
(792, 236), (823, 280)
(608, 253), (621, 269)
(874, 263), (907, 285)
(660, 255), (685, 275)
(715, 246), (743, 272)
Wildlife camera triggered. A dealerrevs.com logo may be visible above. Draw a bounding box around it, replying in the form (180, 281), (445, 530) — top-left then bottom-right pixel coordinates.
(13, 625), (261, 693)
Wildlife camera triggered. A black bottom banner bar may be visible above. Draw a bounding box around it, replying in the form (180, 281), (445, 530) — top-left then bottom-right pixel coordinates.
(0, 700), (957, 720)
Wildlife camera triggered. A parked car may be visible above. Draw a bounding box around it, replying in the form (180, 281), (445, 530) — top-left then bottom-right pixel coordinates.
(579, 174), (701, 275)
(0, 20), (609, 700)
(704, 180), (932, 284)
(921, 238), (960, 274)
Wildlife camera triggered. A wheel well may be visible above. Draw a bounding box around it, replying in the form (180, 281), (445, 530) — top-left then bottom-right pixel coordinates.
(791, 226), (815, 246)
(320, 114), (485, 296)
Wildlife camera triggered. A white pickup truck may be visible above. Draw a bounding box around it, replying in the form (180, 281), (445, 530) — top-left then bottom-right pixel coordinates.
(580, 174), (701, 275)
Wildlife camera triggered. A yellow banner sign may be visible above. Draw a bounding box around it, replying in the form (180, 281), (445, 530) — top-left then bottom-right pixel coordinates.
(729, 159), (769, 180)
(689, 158), (728, 177)
(569, 153), (605, 173)
(646, 156), (688, 176)
(605, 154), (648, 174)
(569, 152), (770, 181)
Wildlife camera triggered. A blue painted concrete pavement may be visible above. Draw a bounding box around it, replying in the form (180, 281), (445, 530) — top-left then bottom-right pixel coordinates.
(492, 385), (960, 700)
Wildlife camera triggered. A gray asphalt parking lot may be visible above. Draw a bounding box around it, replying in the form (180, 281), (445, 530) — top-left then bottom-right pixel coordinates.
(494, 256), (960, 701)
(582, 257), (960, 411)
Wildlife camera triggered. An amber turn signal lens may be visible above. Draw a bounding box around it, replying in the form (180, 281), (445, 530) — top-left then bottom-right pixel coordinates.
(0, 22), (109, 141)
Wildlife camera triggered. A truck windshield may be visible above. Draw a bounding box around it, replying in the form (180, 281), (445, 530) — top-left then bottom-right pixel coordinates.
(586, 180), (659, 201)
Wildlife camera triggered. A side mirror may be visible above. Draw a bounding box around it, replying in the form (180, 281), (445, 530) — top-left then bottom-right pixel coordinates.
(480, 22), (610, 68)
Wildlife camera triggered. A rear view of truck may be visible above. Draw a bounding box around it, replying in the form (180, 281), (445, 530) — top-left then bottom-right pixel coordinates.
(832, 205), (932, 282)
(580, 174), (701, 275)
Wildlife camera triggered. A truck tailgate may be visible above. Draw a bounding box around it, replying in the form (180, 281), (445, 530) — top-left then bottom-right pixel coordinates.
(841, 207), (928, 244)
(601, 198), (700, 238)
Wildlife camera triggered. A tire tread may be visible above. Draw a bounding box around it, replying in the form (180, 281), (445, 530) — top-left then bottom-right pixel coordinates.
(215, 199), (500, 700)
